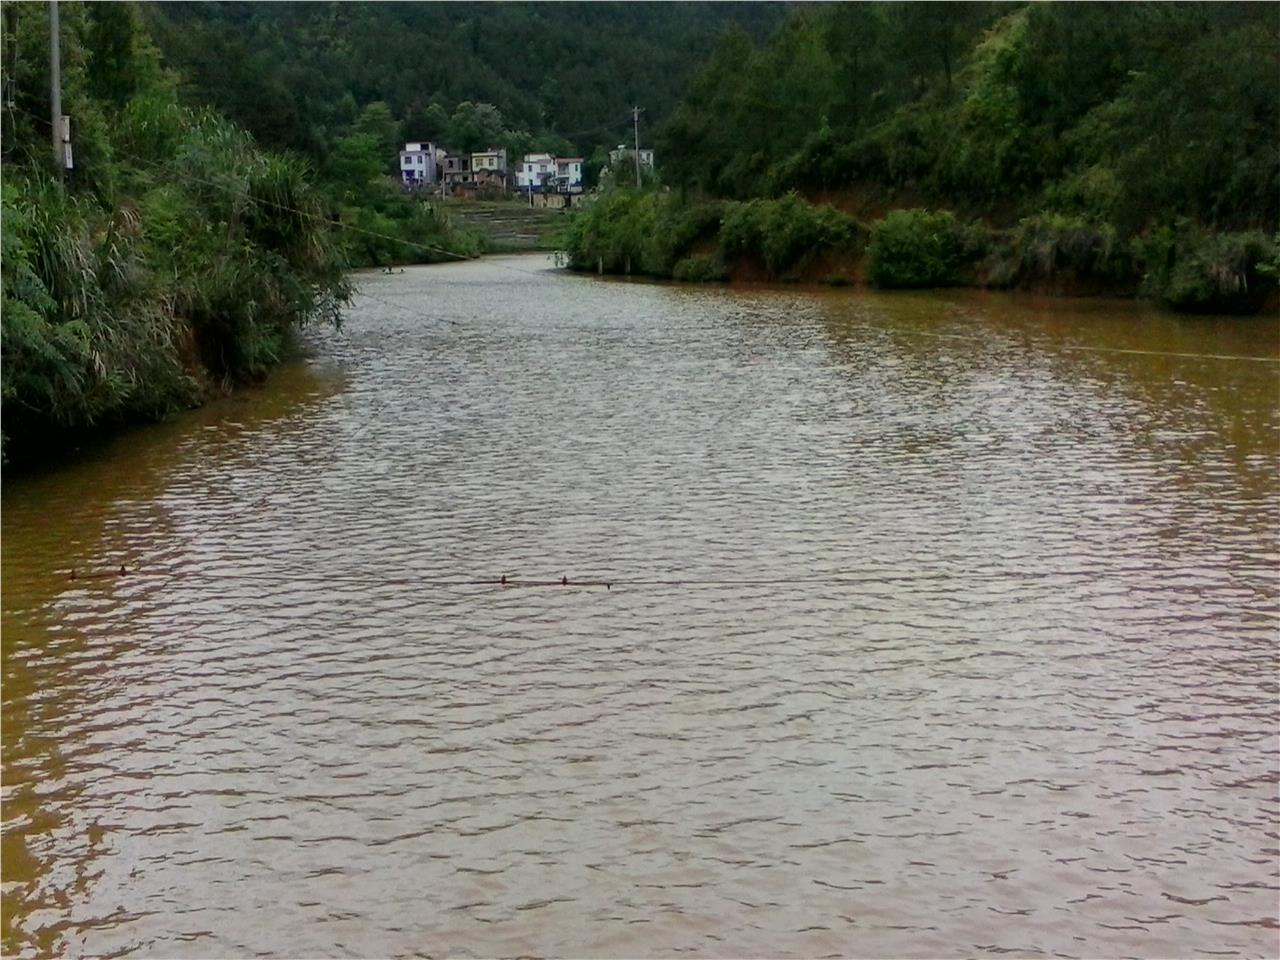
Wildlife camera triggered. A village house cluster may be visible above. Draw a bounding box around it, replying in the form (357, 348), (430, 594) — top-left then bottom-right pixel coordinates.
(398, 141), (654, 206)
(399, 141), (581, 204)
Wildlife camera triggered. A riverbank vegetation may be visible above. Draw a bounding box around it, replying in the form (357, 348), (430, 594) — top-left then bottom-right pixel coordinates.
(564, 2), (1279, 313)
(0, 4), (353, 462)
(562, 192), (862, 282)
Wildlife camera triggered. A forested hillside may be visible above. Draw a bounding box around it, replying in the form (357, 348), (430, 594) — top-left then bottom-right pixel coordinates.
(566, 1), (1280, 313)
(141, 2), (788, 161)
(662, 1), (1277, 230)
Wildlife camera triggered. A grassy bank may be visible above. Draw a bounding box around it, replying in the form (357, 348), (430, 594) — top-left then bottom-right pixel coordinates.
(441, 200), (567, 253)
(0, 5), (350, 465)
(560, 190), (1280, 313)
(1, 98), (352, 464)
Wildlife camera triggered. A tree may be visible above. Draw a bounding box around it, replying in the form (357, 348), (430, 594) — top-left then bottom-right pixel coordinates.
(447, 100), (505, 152)
(891, 2), (999, 100)
(85, 2), (164, 108)
(353, 100), (400, 165)
(400, 101), (450, 145)
(324, 133), (386, 204)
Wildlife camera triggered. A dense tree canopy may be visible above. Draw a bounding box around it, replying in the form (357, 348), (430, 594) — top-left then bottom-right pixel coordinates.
(140, 1), (788, 162)
(659, 1), (1279, 236)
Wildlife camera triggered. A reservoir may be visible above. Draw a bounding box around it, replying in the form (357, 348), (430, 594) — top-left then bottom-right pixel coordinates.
(3, 256), (1277, 958)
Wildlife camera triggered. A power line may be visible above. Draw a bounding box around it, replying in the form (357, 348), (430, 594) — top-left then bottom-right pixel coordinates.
(353, 287), (460, 327)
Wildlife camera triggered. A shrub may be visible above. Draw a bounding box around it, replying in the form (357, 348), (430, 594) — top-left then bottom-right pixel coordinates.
(719, 193), (858, 276)
(2, 99), (351, 460)
(562, 190), (857, 281)
(868, 208), (970, 288)
(1, 173), (200, 445)
(560, 191), (724, 278)
(1138, 228), (1278, 313)
(672, 254), (728, 282)
(984, 213), (1132, 288)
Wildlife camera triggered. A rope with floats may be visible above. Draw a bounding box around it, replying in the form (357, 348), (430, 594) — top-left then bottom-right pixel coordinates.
(63, 565), (940, 592)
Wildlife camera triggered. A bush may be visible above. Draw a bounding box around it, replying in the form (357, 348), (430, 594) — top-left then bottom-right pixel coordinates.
(719, 193), (858, 276)
(559, 190), (655, 274)
(560, 191), (725, 278)
(984, 213), (1131, 288)
(1138, 227), (1278, 313)
(1, 173), (206, 430)
(672, 254), (728, 282)
(2, 100), (351, 460)
(868, 208), (970, 288)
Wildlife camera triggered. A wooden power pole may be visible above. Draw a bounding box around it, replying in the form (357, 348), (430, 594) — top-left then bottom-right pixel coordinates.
(49, 0), (61, 173)
(632, 105), (642, 189)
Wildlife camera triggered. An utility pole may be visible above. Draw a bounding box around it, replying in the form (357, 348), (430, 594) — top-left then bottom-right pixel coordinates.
(49, 0), (61, 175)
(4, 4), (17, 109)
(632, 105), (642, 189)
(3, 4), (18, 157)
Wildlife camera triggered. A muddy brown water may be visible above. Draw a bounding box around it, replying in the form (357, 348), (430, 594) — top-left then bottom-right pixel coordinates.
(3, 256), (1278, 958)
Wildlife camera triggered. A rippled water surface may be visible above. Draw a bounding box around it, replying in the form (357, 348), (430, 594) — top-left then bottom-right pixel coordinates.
(4, 256), (1279, 958)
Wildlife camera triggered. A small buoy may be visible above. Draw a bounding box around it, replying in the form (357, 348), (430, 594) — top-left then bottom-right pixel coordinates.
(606, 583), (611, 591)
(119, 564), (127, 576)
(561, 576), (568, 586)
(70, 569), (77, 581)
(500, 574), (507, 585)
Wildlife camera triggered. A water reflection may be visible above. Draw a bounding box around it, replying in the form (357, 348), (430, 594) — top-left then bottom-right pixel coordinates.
(2, 258), (1277, 958)
(1, 358), (346, 957)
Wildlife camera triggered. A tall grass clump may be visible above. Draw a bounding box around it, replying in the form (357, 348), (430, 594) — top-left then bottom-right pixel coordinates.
(984, 213), (1133, 289)
(1, 173), (199, 450)
(2, 97), (351, 460)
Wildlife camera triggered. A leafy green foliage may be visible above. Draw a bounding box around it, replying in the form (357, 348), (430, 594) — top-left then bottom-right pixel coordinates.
(661, 4), (1278, 224)
(719, 195), (859, 276)
(672, 255), (728, 283)
(868, 209), (972, 288)
(646, 0), (1278, 310)
(141, 3), (788, 162)
(0, 2), (351, 462)
(983, 213), (1131, 288)
(1137, 228), (1278, 313)
(560, 190), (856, 281)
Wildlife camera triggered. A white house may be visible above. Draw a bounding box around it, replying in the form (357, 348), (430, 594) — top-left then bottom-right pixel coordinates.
(516, 153), (582, 193)
(516, 153), (555, 191)
(609, 144), (655, 170)
(399, 142), (438, 188)
(554, 157), (584, 192)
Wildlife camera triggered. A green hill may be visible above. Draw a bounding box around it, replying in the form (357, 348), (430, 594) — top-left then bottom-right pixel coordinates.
(141, 1), (790, 160)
